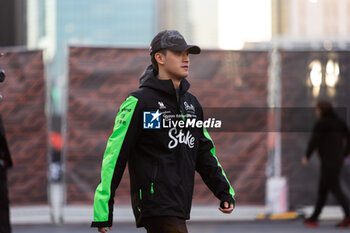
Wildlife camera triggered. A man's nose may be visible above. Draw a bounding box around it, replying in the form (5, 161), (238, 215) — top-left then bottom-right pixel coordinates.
(183, 54), (189, 62)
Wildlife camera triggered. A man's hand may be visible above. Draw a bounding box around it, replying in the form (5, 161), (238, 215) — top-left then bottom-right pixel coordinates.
(301, 156), (308, 166)
(98, 227), (112, 233)
(218, 201), (234, 214)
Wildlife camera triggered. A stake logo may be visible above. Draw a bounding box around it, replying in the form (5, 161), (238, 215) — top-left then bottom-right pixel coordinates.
(168, 128), (195, 149)
(143, 110), (162, 129)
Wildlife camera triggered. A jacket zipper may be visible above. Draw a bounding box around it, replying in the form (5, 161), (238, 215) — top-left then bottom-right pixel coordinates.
(151, 162), (158, 195)
(177, 91), (185, 120)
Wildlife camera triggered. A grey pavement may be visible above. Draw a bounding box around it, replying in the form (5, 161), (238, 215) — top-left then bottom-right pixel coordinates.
(10, 205), (346, 224)
(12, 220), (350, 233)
(10, 205), (350, 233)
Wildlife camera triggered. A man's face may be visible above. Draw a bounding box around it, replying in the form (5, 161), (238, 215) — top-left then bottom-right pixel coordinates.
(316, 107), (321, 118)
(161, 50), (190, 80)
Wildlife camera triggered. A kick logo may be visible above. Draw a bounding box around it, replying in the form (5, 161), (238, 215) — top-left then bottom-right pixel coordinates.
(143, 110), (162, 129)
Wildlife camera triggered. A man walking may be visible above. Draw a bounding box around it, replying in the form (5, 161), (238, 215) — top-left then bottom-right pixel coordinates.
(91, 30), (235, 233)
(303, 101), (350, 228)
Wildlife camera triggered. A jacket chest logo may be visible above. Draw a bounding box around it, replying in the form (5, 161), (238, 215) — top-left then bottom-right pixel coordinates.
(158, 101), (166, 109)
(184, 101), (195, 112)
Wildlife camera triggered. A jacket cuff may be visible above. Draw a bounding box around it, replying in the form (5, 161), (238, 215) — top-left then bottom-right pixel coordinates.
(91, 220), (112, 228)
(220, 195), (235, 206)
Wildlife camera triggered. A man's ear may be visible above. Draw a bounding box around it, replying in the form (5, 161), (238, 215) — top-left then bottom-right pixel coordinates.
(154, 52), (165, 65)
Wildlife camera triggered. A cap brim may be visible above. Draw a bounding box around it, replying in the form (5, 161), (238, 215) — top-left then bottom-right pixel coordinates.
(169, 45), (201, 54)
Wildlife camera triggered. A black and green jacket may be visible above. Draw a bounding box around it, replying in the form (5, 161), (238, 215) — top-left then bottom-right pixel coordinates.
(91, 65), (235, 228)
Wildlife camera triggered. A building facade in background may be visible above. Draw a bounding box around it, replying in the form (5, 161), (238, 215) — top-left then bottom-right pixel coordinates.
(272, 0), (350, 46)
(19, 0), (350, 111)
(0, 0), (27, 46)
(156, 0), (219, 49)
(27, 0), (157, 114)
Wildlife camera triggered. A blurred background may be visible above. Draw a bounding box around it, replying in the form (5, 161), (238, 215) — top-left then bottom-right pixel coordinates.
(1, 0), (350, 228)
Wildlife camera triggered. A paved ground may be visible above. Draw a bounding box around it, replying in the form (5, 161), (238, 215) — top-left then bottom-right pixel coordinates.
(12, 220), (349, 233)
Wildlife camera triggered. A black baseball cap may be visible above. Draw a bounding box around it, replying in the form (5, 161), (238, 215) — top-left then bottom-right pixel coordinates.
(149, 30), (201, 55)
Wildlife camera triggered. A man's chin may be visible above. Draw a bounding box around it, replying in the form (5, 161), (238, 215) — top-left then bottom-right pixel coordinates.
(180, 72), (189, 79)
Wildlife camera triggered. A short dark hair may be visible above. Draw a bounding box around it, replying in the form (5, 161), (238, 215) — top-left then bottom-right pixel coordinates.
(151, 49), (167, 75)
(316, 101), (336, 118)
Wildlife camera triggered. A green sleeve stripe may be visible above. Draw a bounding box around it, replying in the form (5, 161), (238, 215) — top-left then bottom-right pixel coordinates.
(93, 96), (138, 222)
(203, 127), (235, 199)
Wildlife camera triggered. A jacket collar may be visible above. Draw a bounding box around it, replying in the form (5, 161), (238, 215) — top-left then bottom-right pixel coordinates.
(139, 65), (190, 96)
